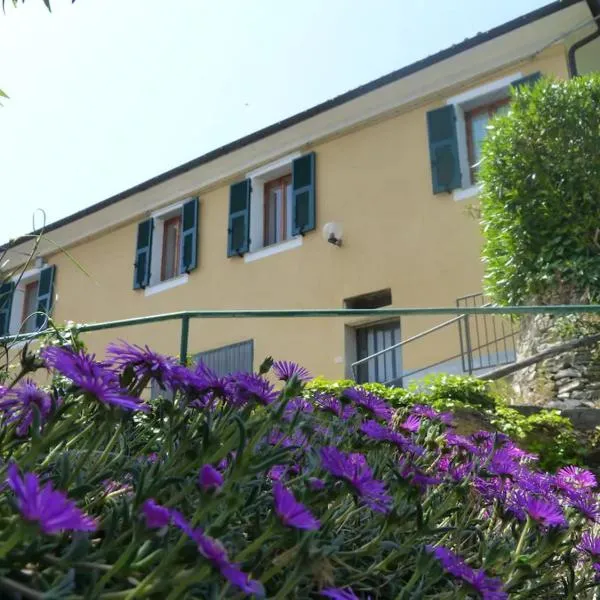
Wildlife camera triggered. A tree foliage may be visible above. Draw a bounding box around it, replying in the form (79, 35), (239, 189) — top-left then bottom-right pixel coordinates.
(479, 74), (600, 305)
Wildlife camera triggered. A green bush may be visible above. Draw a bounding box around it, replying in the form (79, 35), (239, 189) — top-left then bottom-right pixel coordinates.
(479, 74), (600, 305)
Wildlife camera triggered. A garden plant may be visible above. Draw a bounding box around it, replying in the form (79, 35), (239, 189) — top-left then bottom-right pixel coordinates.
(0, 332), (599, 598)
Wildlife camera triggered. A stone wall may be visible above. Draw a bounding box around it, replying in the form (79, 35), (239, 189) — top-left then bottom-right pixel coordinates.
(512, 315), (600, 409)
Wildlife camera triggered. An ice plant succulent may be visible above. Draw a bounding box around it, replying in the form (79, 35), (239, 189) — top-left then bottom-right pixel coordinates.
(42, 346), (147, 412)
(7, 464), (96, 534)
(272, 360), (311, 383)
(273, 482), (320, 530)
(320, 446), (392, 513)
(343, 387), (393, 421)
(0, 379), (52, 436)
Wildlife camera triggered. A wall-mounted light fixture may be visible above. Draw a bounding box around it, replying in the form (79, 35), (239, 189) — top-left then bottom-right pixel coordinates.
(34, 256), (46, 269)
(322, 222), (343, 247)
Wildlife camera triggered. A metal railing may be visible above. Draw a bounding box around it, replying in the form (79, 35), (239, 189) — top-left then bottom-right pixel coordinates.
(1, 305), (599, 369)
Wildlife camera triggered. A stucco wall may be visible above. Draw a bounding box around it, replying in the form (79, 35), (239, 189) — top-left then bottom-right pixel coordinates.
(43, 45), (569, 381)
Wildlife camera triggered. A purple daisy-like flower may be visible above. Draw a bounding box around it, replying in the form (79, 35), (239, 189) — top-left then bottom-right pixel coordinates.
(398, 415), (422, 433)
(198, 465), (224, 493)
(343, 388), (393, 421)
(411, 404), (454, 425)
(578, 532), (600, 560)
(141, 499), (172, 528)
(193, 362), (229, 398)
(565, 492), (600, 523)
(521, 494), (567, 528)
(282, 397), (314, 421)
(106, 340), (178, 386)
(272, 360), (312, 383)
(226, 372), (278, 406)
(194, 530), (264, 596)
(266, 429), (308, 449)
(308, 477), (326, 491)
(7, 464), (96, 534)
(556, 466), (597, 491)
(273, 482), (320, 530)
(397, 459), (441, 491)
(426, 545), (507, 600)
(320, 447), (392, 513)
(360, 420), (422, 454)
(320, 588), (360, 600)
(0, 379), (52, 436)
(445, 433), (478, 454)
(42, 346), (147, 412)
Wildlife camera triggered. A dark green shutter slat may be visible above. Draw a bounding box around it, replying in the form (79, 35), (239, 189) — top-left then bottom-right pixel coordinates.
(35, 265), (56, 329)
(292, 152), (316, 236)
(426, 105), (461, 194)
(133, 219), (153, 289)
(512, 72), (541, 91)
(0, 281), (15, 336)
(227, 180), (251, 257)
(180, 197), (199, 273)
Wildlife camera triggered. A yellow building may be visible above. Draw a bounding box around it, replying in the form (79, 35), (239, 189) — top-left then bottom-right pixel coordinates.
(2, 0), (600, 386)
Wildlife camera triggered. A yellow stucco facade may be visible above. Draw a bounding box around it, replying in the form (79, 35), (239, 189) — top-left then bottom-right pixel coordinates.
(16, 45), (566, 383)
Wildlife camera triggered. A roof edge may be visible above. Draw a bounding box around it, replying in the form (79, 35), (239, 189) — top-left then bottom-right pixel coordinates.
(1, 0), (584, 252)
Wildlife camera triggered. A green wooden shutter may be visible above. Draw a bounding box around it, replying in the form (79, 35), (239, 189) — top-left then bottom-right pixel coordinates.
(0, 281), (15, 336)
(180, 197), (199, 273)
(133, 218), (153, 289)
(227, 180), (251, 257)
(35, 265), (56, 329)
(512, 72), (542, 91)
(426, 105), (461, 194)
(292, 152), (316, 235)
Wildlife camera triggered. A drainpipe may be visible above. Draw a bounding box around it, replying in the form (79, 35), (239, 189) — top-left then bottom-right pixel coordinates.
(568, 0), (600, 76)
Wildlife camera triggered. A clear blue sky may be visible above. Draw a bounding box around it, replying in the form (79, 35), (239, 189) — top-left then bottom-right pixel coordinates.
(0, 0), (550, 243)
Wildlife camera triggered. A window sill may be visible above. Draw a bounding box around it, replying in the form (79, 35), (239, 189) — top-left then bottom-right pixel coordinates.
(144, 274), (189, 297)
(244, 236), (303, 263)
(453, 185), (481, 202)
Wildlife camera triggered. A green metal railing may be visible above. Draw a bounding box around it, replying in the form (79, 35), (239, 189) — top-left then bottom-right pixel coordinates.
(2, 305), (600, 366)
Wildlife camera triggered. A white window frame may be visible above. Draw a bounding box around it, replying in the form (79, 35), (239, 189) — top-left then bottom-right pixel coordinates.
(446, 71), (523, 201)
(9, 267), (42, 336)
(145, 201), (189, 295)
(244, 152), (303, 263)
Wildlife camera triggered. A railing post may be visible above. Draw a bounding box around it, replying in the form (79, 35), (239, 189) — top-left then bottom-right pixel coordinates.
(180, 315), (190, 365)
(464, 314), (474, 375)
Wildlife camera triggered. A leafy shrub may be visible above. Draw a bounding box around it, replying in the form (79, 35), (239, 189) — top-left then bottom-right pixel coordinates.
(479, 74), (600, 305)
(0, 341), (599, 598)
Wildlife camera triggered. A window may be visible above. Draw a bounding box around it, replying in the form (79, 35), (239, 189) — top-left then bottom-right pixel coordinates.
(426, 71), (541, 196)
(227, 152), (316, 259)
(356, 321), (402, 385)
(21, 280), (39, 334)
(0, 265), (56, 337)
(133, 197), (199, 291)
(263, 174), (292, 247)
(161, 215), (181, 282)
(465, 99), (510, 182)
(196, 339), (254, 377)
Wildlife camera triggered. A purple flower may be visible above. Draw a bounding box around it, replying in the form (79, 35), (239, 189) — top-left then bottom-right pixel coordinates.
(444, 433), (478, 454)
(272, 360), (311, 383)
(361, 420), (425, 456)
(426, 545), (507, 600)
(42, 347), (147, 412)
(103, 479), (133, 496)
(266, 429), (308, 449)
(314, 394), (345, 417)
(397, 459), (441, 491)
(521, 494), (567, 528)
(320, 588), (360, 600)
(194, 530), (264, 596)
(308, 477), (326, 491)
(0, 379), (52, 436)
(343, 388), (393, 421)
(226, 372), (278, 406)
(273, 482), (320, 530)
(398, 415), (422, 433)
(7, 464), (96, 534)
(566, 492), (600, 523)
(282, 397), (314, 421)
(106, 340), (178, 387)
(198, 465), (224, 493)
(578, 532), (600, 560)
(555, 466), (597, 491)
(141, 499), (172, 528)
(320, 447), (392, 514)
(411, 404), (453, 425)
(193, 362), (229, 398)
